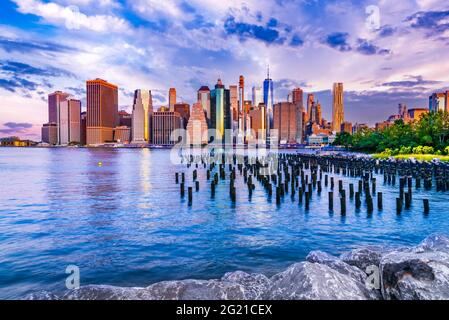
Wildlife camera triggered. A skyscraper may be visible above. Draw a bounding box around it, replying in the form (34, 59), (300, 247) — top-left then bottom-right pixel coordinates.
(48, 91), (69, 124)
(187, 102), (209, 145)
(332, 83), (344, 132)
(292, 88), (304, 143)
(306, 93), (314, 123)
(132, 89), (149, 143)
(210, 78), (231, 141)
(239, 76), (245, 131)
(47, 91), (69, 144)
(273, 102), (298, 144)
(197, 86), (211, 124)
(86, 78), (118, 145)
(59, 98), (81, 144)
(263, 66), (274, 135)
(174, 103), (190, 129)
(249, 103), (266, 142)
(229, 85), (238, 127)
(151, 111), (182, 145)
(169, 88), (176, 112)
(252, 86), (263, 109)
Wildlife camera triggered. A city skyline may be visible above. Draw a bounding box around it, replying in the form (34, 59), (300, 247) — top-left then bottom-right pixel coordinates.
(1, 0), (449, 140)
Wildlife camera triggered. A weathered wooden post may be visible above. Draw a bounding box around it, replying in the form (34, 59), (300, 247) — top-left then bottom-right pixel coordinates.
(377, 192), (383, 210)
(423, 199), (430, 214)
(340, 194), (346, 216)
(329, 192), (333, 211)
(180, 182), (185, 198)
(175, 172), (179, 184)
(195, 181), (200, 192)
(188, 187), (193, 206)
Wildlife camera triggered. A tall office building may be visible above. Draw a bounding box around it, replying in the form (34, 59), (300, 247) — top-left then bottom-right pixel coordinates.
(186, 102), (209, 145)
(230, 85), (238, 127)
(48, 91), (70, 124)
(86, 78), (118, 145)
(210, 78), (231, 140)
(59, 98), (81, 144)
(263, 67), (274, 135)
(151, 111), (182, 145)
(169, 88), (176, 112)
(292, 88), (304, 143)
(239, 76), (245, 131)
(174, 103), (190, 129)
(252, 86), (263, 109)
(132, 89), (150, 143)
(332, 83), (344, 132)
(46, 91), (70, 144)
(306, 94), (314, 123)
(273, 102), (298, 144)
(198, 86), (211, 124)
(249, 103), (266, 141)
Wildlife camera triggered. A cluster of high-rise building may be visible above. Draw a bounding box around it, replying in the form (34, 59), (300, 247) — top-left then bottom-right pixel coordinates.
(41, 71), (350, 147)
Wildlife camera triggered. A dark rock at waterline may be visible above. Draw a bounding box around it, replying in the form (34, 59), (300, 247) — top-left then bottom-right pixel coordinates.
(26, 235), (449, 300)
(380, 235), (449, 300)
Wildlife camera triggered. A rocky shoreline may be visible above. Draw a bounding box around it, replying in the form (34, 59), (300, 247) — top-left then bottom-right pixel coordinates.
(28, 234), (449, 300)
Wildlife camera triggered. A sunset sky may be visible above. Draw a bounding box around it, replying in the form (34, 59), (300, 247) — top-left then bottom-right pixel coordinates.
(1, 0), (449, 139)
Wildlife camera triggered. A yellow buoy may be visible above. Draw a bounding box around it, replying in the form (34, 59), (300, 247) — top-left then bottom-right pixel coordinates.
(98, 162), (103, 167)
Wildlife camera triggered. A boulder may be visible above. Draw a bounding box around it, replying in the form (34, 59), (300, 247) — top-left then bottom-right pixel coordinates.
(380, 235), (449, 300)
(340, 246), (389, 271)
(221, 271), (271, 300)
(264, 262), (376, 300)
(306, 250), (367, 283)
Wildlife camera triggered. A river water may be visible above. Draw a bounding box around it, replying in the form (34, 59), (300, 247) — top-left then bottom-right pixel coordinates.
(0, 148), (447, 299)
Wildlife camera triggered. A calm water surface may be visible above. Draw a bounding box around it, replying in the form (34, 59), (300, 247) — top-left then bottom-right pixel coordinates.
(0, 148), (448, 299)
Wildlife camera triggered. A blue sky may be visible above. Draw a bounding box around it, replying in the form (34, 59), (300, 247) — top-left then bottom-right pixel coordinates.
(1, 0), (449, 139)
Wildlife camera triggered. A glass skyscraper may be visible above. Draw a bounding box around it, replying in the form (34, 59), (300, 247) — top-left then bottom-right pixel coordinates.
(263, 67), (274, 135)
(210, 79), (231, 142)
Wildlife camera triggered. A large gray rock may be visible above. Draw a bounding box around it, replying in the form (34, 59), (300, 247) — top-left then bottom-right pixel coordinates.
(380, 235), (449, 300)
(221, 271), (271, 300)
(142, 279), (248, 300)
(264, 262), (376, 300)
(340, 246), (386, 271)
(306, 250), (367, 283)
(415, 234), (449, 254)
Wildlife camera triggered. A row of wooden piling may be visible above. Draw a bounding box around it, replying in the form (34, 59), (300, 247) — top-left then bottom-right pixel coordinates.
(174, 153), (441, 214)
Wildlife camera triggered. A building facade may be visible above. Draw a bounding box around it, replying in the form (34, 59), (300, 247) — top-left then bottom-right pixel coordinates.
(174, 103), (190, 129)
(86, 78), (118, 145)
(132, 89), (153, 143)
(41, 123), (58, 145)
(151, 111), (182, 145)
(273, 102), (298, 144)
(114, 126), (131, 144)
(332, 82), (344, 132)
(186, 102), (209, 145)
(429, 91), (449, 112)
(198, 86), (211, 125)
(59, 98), (81, 144)
(252, 86), (263, 110)
(210, 79), (231, 141)
(169, 88), (176, 112)
(263, 68), (274, 135)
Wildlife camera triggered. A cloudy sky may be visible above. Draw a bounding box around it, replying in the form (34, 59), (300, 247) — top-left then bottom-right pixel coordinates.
(0, 0), (449, 139)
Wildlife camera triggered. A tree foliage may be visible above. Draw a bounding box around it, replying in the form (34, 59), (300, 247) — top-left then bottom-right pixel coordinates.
(333, 111), (449, 153)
